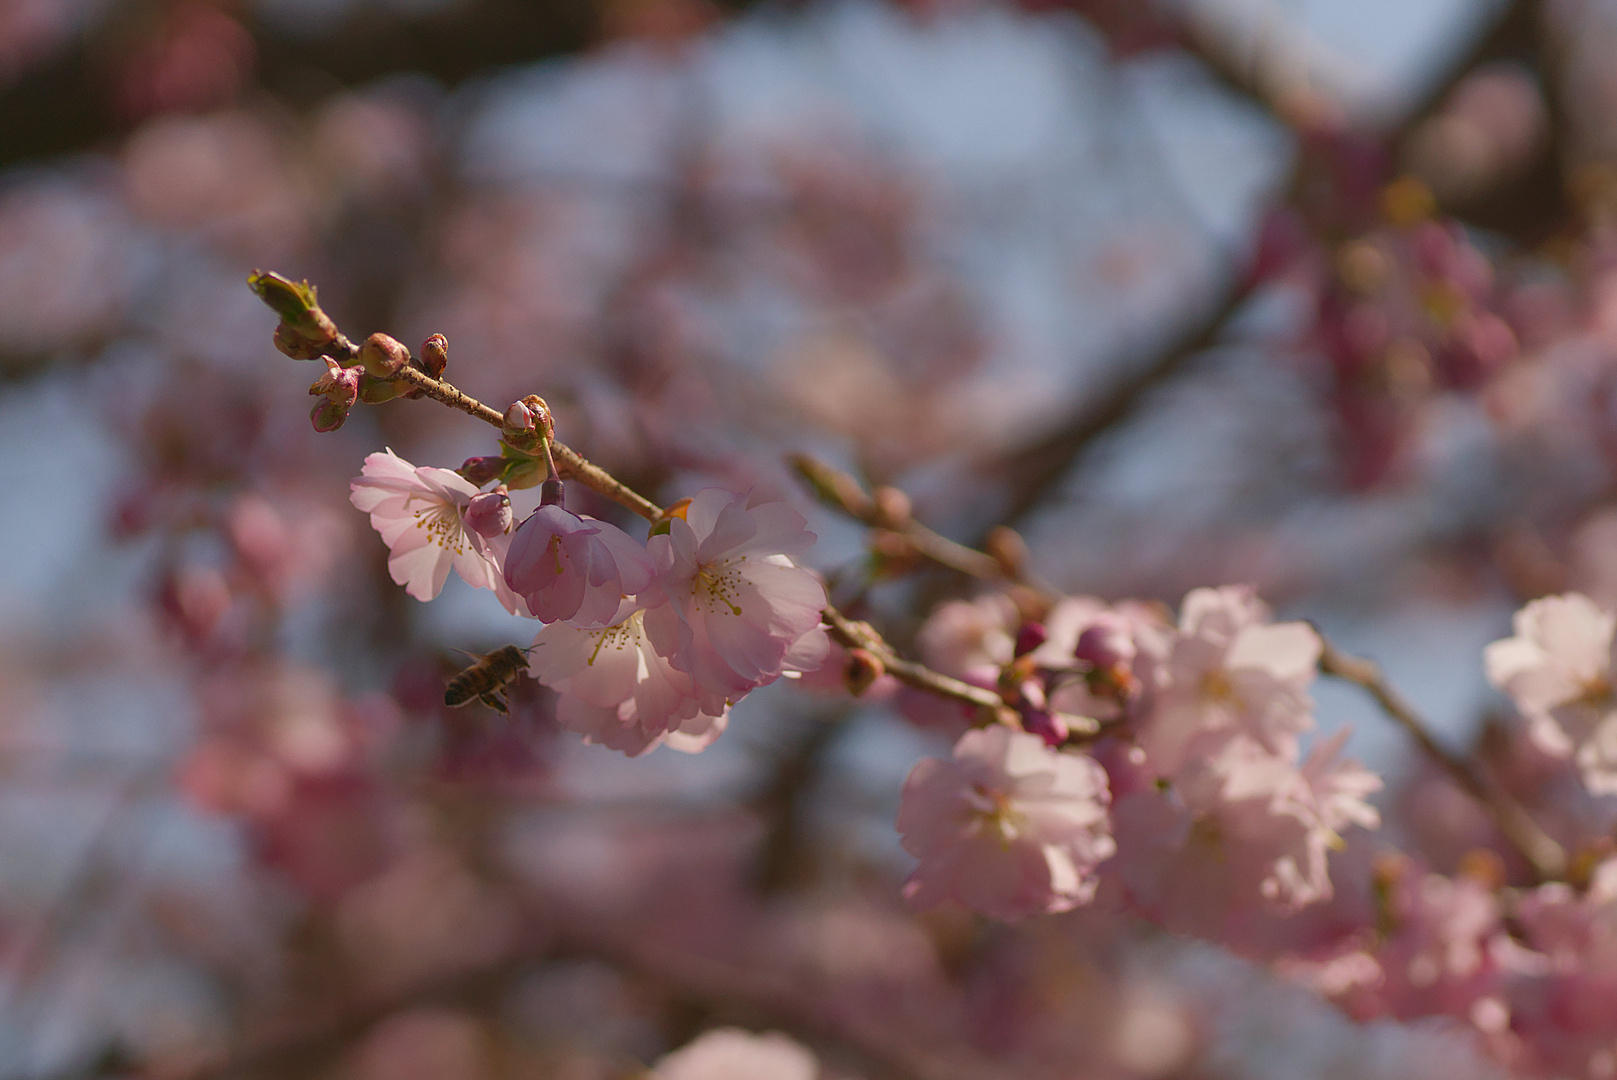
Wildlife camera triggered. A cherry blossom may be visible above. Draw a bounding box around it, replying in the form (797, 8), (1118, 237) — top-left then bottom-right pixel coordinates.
(349, 450), (523, 611)
(1112, 729), (1380, 934)
(896, 725), (1115, 921)
(644, 488), (828, 706)
(503, 493), (654, 627)
(652, 1028), (818, 1080)
(1135, 586), (1322, 779)
(1485, 593), (1617, 794)
(527, 598), (726, 757)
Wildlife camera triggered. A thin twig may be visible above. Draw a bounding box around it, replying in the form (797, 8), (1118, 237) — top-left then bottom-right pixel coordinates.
(823, 607), (1009, 719)
(789, 453), (1007, 581)
(1317, 636), (1567, 881)
(252, 284), (1010, 722)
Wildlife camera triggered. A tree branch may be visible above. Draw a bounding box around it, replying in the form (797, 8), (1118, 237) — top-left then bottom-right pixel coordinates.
(1316, 636), (1567, 881)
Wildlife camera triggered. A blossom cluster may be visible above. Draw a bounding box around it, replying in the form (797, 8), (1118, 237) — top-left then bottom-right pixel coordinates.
(351, 450), (827, 756)
(895, 585), (1382, 926)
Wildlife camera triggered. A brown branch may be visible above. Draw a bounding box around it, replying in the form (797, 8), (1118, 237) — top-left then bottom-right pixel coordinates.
(250, 280), (1011, 723)
(823, 607), (1010, 721)
(789, 453), (1009, 582)
(556, 928), (1034, 1080)
(988, 272), (1253, 531)
(1317, 636), (1567, 881)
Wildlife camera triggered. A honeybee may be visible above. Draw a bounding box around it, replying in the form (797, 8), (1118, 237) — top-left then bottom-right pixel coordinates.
(444, 645), (531, 715)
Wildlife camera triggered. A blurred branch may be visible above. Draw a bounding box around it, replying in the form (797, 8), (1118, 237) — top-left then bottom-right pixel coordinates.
(750, 708), (851, 892)
(1316, 636), (1567, 882)
(556, 928), (1036, 1080)
(790, 452), (1016, 582)
(984, 0), (1553, 534)
(987, 271), (1253, 531)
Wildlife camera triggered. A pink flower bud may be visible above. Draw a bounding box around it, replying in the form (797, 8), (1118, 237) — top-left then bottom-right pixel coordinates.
(1014, 621), (1048, 658)
(1076, 615), (1136, 670)
(359, 332), (410, 378)
(309, 357), (360, 408)
(844, 647), (885, 696)
(310, 397), (349, 432)
(503, 401), (535, 433)
(420, 333), (449, 379)
(465, 488), (513, 538)
(1019, 705), (1069, 747)
(459, 456), (505, 485)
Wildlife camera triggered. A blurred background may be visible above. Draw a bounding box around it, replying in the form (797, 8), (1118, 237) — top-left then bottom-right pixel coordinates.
(3, 0), (1616, 1076)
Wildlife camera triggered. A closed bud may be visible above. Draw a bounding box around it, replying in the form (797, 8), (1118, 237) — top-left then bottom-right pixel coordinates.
(984, 526), (1028, 580)
(1013, 621), (1047, 658)
(1018, 704), (1068, 747)
(504, 401), (535, 432)
(273, 322), (328, 360)
(360, 333), (410, 378)
(458, 456), (506, 485)
(869, 530), (921, 577)
(520, 394), (554, 441)
(310, 397), (349, 433)
(465, 488), (513, 538)
(358, 372), (402, 404)
(250, 270), (340, 359)
(871, 486), (912, 529)
(844, 647), (885, 696)
(1074, 615), (1135, 670)
(421, 334), (449, 379)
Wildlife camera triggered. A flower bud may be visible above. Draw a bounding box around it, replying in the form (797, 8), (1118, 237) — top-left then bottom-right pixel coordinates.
(844, 647), (885, 696)
(871, 486), (912, 529)
(360, 333), (410, 378)
(420, 334), (449, 379)
(358, 372), (401, 404)
(520, 394), (554, 441)
(504, 400), (535, 432)
(249, 270), (340, 359)
(466, 488), (513, 538)
(1075, 616), (1135, 670)
(1018, 704), (1068, 747)
(503, 400), (544, 452)
(459, 456), (506, 486)
(273, 323), (328, 360)
(1013, 621), (1047, 659)
(984, 526), (1028, 581)
(310, 397), (349, 432)
(869, 530), (921, 577)
(310, 357), (360, 408)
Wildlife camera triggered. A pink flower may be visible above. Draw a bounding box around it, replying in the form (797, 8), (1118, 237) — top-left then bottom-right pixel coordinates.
(896, 725), (1115, 921)
(527, 599), (726, 757)
(349, 450), (523, 611)
(916, 592), (1019, 680)
(1112, 730), (1380, 933)
(653, 1029), (818, 1080)
(503, 498), (653, 627)
(1485, 593), (1617, 794)
(1135, 585), (1321, 778)
(644, 489), (828, 706)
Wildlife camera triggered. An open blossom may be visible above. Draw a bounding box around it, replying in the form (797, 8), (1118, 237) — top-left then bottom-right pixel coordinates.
(644, 489), (828, 706)
(897, 725), (1115, 921)
(1485, 593), (1617, 794)
(503, 498), (653, 627)
(527, 598), (726, 757)
(1113, 729), (1380, 934)
(1135, 585), (1321, 778)
(1287, 860), (1510, 1034)
(349, 450), (523, 611)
